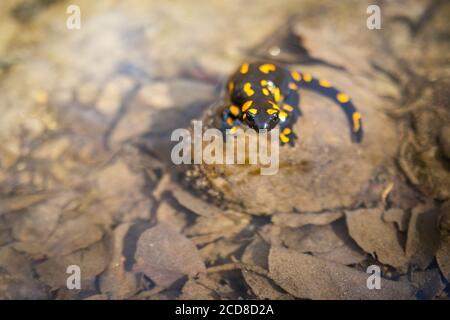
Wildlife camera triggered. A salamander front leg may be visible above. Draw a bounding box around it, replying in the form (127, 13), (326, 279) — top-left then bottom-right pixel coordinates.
(278, 90), (300, 146)
(221, 104), (241, 135)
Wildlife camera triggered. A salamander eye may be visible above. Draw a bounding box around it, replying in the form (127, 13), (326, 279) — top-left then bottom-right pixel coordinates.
(268, 112), (280, 126)
(246, 108), (257, 120)
(266, 108), (278, 117)
(269, 111), (279, 121)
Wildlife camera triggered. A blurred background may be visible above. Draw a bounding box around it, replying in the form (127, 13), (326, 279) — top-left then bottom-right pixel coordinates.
(0, 0), (449, 300)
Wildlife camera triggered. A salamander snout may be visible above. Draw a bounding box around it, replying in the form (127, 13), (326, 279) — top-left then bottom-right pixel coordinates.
(244, 109), (280, 132)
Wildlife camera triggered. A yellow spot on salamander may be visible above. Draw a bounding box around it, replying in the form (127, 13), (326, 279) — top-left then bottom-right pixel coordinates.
(279, 111), (287, 122)
(289, 83), (298, 90)
(337, 93), (350, 103)
(243, 82), (255, 96)
(240, 63), (249, 74)
(242, 100), (253, 112)
(291, 71), (301, 81)
(260, 79), (268, 86)
(303, 73), (312, 82)
(243, 113), (247, 119)
(352, 112), (361, 132)
(262, 88), (270, 96)
(274, 87), (281, 102)
(319, 79), (331, 88)
(283, 104), (294, 112)
(228, 81), (234, 93)
(248, 108), (257, 114)
(283, 128), (291, 135)
(226, 117), (233, 126)
(280, 134), (289, 143)
(259, 63), (276, 74)
(229, 126), (238, 134)
(268, 101), (280, 110)
(266, 109), (278, 115)
(229, 105), (240, 116)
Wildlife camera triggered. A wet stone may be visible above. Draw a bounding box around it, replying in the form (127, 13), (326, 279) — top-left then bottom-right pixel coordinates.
(0, 246), (49, 299)
(99, 223), (139, 299)
(95, 76), (135, 115)
(437, 201), (450, 282)
(439, 125), (450, 161)
(13, 215), (104, 258)
(35, 240), (109, 290)
(191, 72), (399, 214)
(241, 238), (293, 300)
(133, 224), (206, 288)
(11, 198), (63, 243)
(382, 208), (410, 232)
(406, 203), (440, 270)
(268, 246), (416, 300)
(346, 207), (409, 271)
(0, 0), (448, 301)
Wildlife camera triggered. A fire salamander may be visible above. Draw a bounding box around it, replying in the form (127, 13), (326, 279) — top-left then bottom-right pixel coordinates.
(220, 62), (363, 146)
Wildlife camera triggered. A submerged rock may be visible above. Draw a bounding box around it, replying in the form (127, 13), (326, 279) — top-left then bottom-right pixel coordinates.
(186, 73), (399, 215)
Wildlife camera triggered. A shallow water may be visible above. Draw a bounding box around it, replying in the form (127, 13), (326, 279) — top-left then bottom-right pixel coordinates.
(0, 0), (449, 300)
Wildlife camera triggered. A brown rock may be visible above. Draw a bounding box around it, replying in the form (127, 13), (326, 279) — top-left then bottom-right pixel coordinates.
(437, 201), (450, 282)
(268, 246), (415, 300)
(185, 211), (249, 245)
(94, 160), (148, 222)
(199, 239), (242, 264)
(11, 193), (76, 243)
(35, 240), (109, 290)
(405, 204), (440, 269)
(13, 215), (104, 258)
(346, 207), (409, 271)
(272, 211), (343, 228)
(95, 76), (134, 115)
(96, 161), (144, 198)
(382, 208), (410, 232)
(33, 137), (71, 160)
(411, 269), (445, 299)
(315, 242), (366, 266)
(438, 125), (450, 160)
(134, 224), (205, 288)
(0, 246), (48, 299)
(99, 223), (138, 299)
(156, 200), (188, 232)
(137, 80), (214, 110)
(77, 82), (99, 106)
(280, 224), (344, 253)
(0, 192), (55, 215)
(172, 185), (224, 217)
(193, 39), (399, 215)
(179, 275), (218, 300)
(109, 100), (155, 146)
(241, 238), (293, 300)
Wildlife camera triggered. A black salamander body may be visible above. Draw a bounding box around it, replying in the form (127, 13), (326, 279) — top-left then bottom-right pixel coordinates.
(220, 62), (363, 145)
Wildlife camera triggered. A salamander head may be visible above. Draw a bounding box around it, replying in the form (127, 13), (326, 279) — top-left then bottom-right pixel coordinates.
(243, 99), (280, 131)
